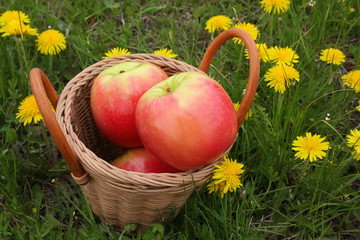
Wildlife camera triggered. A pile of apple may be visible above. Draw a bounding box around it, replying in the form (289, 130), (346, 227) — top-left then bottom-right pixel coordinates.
(90, 62), (237, 173)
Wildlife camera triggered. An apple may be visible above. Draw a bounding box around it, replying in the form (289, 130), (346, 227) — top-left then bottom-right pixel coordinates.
(90, 62), (168, 147)
(135, 71), (237, 171)
(111, 147), (179, 173)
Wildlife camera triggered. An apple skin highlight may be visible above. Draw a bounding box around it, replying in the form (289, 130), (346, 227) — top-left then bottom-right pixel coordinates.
(90, 62), (168, 147)
(136, 71), (237, 171)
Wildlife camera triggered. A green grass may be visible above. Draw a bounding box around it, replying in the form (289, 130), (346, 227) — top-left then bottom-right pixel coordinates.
(1, 0), (360, 239)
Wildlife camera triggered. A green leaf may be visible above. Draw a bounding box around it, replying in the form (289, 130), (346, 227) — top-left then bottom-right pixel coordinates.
(5, 128), (17, 145)
(102, 0), (120, 8)
(45, 213), (61, 229)
(142, 224), (164, 240)
(123, 223), (138, 233)
(31, 184), (43, 206)
(195, 223), (210, 240)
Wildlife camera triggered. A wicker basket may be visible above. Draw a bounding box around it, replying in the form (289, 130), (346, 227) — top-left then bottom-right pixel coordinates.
(29, 28), (260, 231)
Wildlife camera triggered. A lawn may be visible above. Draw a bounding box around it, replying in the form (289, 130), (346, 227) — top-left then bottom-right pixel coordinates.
(1, 0), (359, 239)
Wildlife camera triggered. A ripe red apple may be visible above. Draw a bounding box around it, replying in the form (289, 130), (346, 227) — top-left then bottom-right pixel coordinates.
(135, 71), (237, 171)
(90, 62), (168, 147)
(111, 147), (179, 173)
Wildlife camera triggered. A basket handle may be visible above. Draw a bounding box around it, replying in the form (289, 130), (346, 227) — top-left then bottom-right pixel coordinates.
(29, 68), (86, 178)
(199, 28), (260, 129)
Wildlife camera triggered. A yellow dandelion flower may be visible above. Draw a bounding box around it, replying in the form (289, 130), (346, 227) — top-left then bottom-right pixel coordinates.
(154, 48), (177, 58)
(264, 64), (300, 93)
(346, 129), (360, 161)
(342, 70), (360, 92)
(0, 20), (37, 38)
(233, 101), (252, 120)
(102, 47), (131, 59)
(245, 109), (253, 121)
(260, 0), (291, 14)
(16, 95), (44, 126)
(268, 46), (299, 65)
(205, 15), (232, 33)
(292, 132), (330, 162)
(349, 7), (355, 13)
(233, 101), (240, 111)
(207, 181), (226, 198)
(233, 22), (259, 45)
(212, 156), (245, 194)
(319, 48), (345, 65)
(0, 10), (30, 26)
(245, 43), (270, 62)
(36, 29), (66, 55)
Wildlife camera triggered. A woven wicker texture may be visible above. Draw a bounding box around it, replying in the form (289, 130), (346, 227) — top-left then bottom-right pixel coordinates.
(55, 54), (233, 229)
(29, 28), (260, 231)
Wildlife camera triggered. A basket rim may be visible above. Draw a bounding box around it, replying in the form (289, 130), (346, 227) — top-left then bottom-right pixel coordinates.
(70, 53), (206, 81)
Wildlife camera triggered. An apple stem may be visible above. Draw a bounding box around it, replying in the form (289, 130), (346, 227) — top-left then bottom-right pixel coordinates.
(120, 70), (125, 73)
(166, 87), (171, 93)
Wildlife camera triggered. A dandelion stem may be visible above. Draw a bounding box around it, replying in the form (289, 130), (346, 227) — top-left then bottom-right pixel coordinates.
(300, 160), (309, 180)
(14, 38), (25, 88)
(328, 64), (335, 85)
(237, 44), (245, 78)
(49, 54), (53, 73)
(18, 37), (31, 77)
(274, 93), (284, 128)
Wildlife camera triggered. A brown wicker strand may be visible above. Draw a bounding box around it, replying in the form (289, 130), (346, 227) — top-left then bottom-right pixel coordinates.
(29, 28), (260, 230)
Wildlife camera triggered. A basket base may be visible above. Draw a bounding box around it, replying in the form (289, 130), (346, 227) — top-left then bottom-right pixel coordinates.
(77, 174), (198, 232)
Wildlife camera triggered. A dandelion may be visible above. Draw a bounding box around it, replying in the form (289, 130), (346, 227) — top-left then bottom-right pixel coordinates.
(292, 132), (330, 162)
(205, 15), (232, 33)
(102, 47), (131, 59)
(210, 156), (245, 194)
(319, 48), (346, 65)
(207, 181), (226, 198)
(245, 109), (253, 120)
(234, 102), (240, 111)
(342, 70), (360, 92)
(0, 19), (37, 38)
(356, 100), (360, 112)
(349, 7), (355, 13)
(268, 46), (299, 65)
(0, 10), (30, 26)
(232, 22), (259, 45)
(346, 129), (360, 161)
(264, 64), (300, 93)
(154, 48), (177, 58)
(245, 43), (270, 62)
(260, 0), (291, 14)
(16, 95), (44, 126)
(233, 101), (252, 120)
(36, 29), (66, 55)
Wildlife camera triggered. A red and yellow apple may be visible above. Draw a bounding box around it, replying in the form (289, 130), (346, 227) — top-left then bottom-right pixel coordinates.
(111, 147), (179, 173)
(135, 71), (237, 171)
(90, 62), (168, 147)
